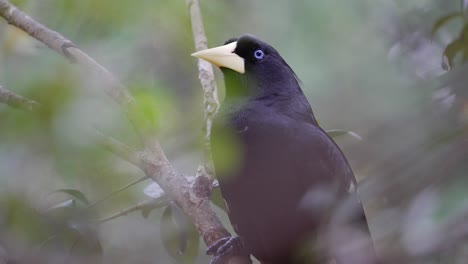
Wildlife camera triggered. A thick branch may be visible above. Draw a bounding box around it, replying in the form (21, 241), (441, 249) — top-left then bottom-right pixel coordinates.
(0, 0), (232, 255)
(139, 138), (230, 245)
(0, 85), (40, 111)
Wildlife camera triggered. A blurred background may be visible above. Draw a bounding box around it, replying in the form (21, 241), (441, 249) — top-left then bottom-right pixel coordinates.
(0, 0), (467, 263)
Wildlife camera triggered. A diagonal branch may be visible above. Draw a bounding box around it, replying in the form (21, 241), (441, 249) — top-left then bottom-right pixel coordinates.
(0, 0), (132, 105)
(0, 0), (231, 254)
(96, 131), (144, 168)
(0, 85), (40, 111)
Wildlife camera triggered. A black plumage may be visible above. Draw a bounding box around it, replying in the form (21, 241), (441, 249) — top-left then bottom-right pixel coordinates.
(193, 35), (376, 264)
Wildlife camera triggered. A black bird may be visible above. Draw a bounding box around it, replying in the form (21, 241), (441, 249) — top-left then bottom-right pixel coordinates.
(192, 35), (376, 264)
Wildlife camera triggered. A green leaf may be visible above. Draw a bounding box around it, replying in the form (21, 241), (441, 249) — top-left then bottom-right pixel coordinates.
(126, 86), (178, 136)
(326, 129), (363, 141)
(431, 12), (463, 37)
(160, 204), (200, 264)
(128, 91), (161, 134)
(442, 39), (464, 70)
(53, 189), (90, 206)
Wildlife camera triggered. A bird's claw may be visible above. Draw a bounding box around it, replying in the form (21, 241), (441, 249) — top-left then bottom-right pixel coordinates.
(207, 236), (249, 264)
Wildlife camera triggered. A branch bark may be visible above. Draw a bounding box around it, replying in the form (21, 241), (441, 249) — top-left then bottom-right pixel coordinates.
(0, 0), (233, 258)
(0, 85), (40, 111)
(185, 1), (251, 263)
(186, 0), (220, 181)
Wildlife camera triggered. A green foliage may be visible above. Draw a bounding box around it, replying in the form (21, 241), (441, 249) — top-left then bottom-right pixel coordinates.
(1, 195), (49, 243)
(126, 84), (179, 137)
(0, 193), (102, 257)
(210, 125), (242, 178)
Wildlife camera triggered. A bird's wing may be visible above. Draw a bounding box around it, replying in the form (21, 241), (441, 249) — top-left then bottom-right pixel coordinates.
(212, 104), (371, 261)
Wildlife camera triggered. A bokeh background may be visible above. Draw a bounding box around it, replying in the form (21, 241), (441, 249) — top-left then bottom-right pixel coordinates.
(0, 0), (467, 263)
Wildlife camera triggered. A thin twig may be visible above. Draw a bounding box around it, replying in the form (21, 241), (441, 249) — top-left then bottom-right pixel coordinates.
(0, 85), (40, 111)
(98, 196), (169, 223)
(186, 0), (219, 181)
(87, 175), (149, 210)
(185, 1), (252, 263)
(96, 130), (144, 168)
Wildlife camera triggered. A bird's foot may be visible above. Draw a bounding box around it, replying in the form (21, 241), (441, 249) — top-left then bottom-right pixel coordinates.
(207, 236), (250, 264)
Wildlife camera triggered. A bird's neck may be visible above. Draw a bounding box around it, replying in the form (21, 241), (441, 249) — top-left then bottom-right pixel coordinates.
(223, 69), (301, 101)
(222, 71), (317, 124)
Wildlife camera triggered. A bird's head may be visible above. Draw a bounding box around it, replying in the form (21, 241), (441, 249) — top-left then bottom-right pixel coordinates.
(192, 34), (300, 98)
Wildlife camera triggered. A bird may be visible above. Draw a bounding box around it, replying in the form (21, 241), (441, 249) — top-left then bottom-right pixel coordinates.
(192, 34), (377, 264)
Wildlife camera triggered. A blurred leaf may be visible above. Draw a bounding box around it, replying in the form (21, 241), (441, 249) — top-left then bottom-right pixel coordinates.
(1, 195), (49, 243)
(41, 200), (102, 257)
(66, 223), (103, 256)
(442, 39), (464, 70)
(127, 86), (178, 136)
(326, 129), (363, 141)
(431, 12), (463, 37)
(211, 125), (242, 177)
(53, 189), (90, 206)
(9, 0), (28, 7)
(128, 90), (160, 134)
(160, 204), (200, 264)
(2, 26), (38, 55)
(435, 178), (468, 222)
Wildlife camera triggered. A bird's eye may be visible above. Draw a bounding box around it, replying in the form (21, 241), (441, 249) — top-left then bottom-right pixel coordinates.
(253, 49), (264, 60)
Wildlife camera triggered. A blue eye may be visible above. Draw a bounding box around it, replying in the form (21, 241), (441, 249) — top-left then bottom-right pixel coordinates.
(254, 49), (264, 60)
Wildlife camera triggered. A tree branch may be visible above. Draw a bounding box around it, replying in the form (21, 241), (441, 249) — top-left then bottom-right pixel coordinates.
(0, 85), (40, 111)
(185, 1), (251, 263)
(0, 0), (132, 105)
(0, 0), (232, 256)
(96, 131), (144, 168)
(186, 0), (220, 181)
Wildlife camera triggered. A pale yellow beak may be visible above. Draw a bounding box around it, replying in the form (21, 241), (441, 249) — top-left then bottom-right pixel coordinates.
(191, 41), (245, 74)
